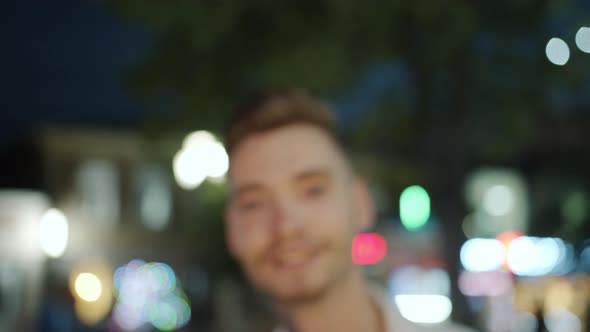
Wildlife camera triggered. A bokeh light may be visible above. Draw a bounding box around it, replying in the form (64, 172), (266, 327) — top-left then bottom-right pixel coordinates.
(0, 190), (50, 259)
(203, 141), (230, 178)
(38, 208), (69, 258)
(351, 233), (387, 265)
(544, 307), (582, 332)
(388, 265), (451, 323)
(149, 302), (177, 331)
(496, 230), (524, 269)
(460, 238), (505, 272)
(112, 260), (191, 331)
(464, 168), (528, 237)
(389, 266), (450, 297)
(149, 262), (177, 293)
(173, 148), (209, 189)
(575, 26), (590, 53)
(389, 267), (453, 324)
(506, 236), (565, 276)
(76, 159), (120, 226)
(551, 243), (576, 275)
(173, 130), (229, 190)
(460, 235), (573, 277)
(394, 295), (452, 324)
(75, 273), (103, 302)
(399, 185), (431, 231)
(458, 270), (513, 297)
(495, 230), (524, 247)
(139, 166), (172, 231)
(69, 261), (113, 325)
(485, 295), (523, 332)
(113, 301), (145, 331)
(482, 185), (514, 216)
(182, 130), (216, 147)
(546, 38), (570, 66)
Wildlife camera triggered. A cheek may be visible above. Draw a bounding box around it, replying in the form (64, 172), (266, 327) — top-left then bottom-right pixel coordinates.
(305, 197), (356, 246)
(230, 220), (272, 261)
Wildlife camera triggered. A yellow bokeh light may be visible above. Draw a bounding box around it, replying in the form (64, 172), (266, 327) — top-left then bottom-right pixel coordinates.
(75, 272), (103, 302)
(69, 262), (114, 325)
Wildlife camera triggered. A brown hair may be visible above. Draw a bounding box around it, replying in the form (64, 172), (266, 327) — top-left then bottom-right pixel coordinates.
(225, 87), (341, 155)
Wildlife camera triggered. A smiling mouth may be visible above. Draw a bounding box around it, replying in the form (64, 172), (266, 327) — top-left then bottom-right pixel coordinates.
(272, 249), (318, 270)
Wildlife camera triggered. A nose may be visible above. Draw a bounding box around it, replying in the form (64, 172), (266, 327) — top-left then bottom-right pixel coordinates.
(271, 197), (305, 240)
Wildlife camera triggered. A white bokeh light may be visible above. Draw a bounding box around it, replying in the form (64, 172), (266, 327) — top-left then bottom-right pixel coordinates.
(506, 236), (565, 276)
(39, 208), (69, 258)
(460, 238), (505, 272)
(544, 308), (582, 332)
(546, 38), (570, 66)
(388, 266), (452, 325)
(173, 131), (229, 190)
(182, 130), (216, 148)
(113, 302), (145, 331)
(394, 295), (452, 324)
(482, 185), (515, 216)
(202, 141), (230, 178)
(173, 148), (209, 189)
(388, 266), (450, 297)
(575, 27), (590, 53)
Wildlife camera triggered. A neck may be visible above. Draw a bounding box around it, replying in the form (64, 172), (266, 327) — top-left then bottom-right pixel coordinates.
(276, 269), (383, 332)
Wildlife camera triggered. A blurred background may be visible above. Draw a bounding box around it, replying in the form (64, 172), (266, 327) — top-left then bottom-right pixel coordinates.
(1, 0), (590, 331)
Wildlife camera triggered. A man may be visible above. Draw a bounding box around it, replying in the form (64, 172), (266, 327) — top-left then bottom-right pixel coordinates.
(224, 88), (476, 332)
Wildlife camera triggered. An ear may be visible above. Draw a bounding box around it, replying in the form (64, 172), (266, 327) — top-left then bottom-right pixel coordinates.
(353, 176), (376, 231)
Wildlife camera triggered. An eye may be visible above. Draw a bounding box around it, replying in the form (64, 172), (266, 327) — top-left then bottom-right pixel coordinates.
(304, 184), (326, 198)
(239, 199), (263, 212)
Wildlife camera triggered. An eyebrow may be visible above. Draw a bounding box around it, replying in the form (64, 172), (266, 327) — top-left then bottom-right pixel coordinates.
(293, 168), (331, 183)
(231, 168), (332, 199)
(232, 183), (265, 200)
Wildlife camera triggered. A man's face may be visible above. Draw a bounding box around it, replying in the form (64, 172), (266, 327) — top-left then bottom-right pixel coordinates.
(225, 124), (372, 304)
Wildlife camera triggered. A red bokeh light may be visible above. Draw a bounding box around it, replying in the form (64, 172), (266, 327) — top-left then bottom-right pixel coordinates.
(496, 230), (524, 271)
(351, 233), (387, 265)
(496, 230), (524, 247)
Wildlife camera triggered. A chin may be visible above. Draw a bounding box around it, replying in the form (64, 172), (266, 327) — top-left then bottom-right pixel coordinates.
(247, 255), (353, 304)
(271, 283), (328, 305)
(260, 271), (334, 305)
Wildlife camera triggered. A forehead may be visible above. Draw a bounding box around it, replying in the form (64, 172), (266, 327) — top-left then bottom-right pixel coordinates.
(228, 124), (347, 188)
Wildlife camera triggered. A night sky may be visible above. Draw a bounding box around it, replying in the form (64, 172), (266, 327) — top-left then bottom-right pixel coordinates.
(1, 0), (151, 146)
(0, 0), (408, 189)
(0, 0), (153, 188)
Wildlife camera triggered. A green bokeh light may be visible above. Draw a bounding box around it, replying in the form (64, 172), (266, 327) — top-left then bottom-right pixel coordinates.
(399, 185), (431, 231)
(149, 302), (178, 331)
